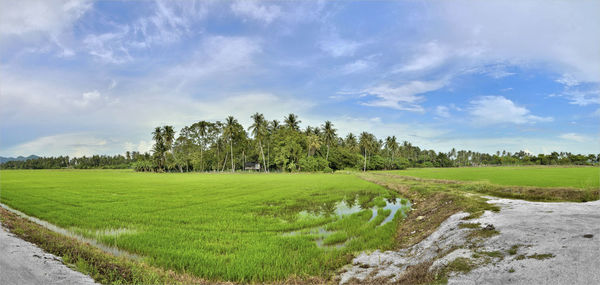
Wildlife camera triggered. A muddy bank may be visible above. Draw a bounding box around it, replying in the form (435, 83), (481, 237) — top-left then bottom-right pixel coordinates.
(0, 225), (97, 285)
(339, 197), (600, 284)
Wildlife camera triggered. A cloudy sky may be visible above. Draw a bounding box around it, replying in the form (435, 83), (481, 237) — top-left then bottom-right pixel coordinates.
(1, 0), (599, 157)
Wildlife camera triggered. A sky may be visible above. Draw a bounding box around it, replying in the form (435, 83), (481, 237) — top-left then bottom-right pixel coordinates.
(1, 0), (599, 157)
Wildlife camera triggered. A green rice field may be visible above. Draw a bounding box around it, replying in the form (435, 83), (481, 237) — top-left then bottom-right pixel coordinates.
(0, 170), (408, 282)
(387, 166), (600, 189)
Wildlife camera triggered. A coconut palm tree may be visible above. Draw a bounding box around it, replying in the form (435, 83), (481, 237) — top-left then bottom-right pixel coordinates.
(249, 112), (268, 172)
(152, 126), (165, 171)
(322, 121), (336, 162)
(163, 125), (175, 151)
(385, 135), (398, 169)
(359, 132), (372, 172)
(345, 133), (358, 151)
(284, 113), (301, 131)
(306, 134), (321, 157)
(223, 116), (238, 172)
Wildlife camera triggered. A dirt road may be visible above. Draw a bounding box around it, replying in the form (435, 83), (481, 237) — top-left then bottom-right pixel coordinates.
(0, 225), (97, 285)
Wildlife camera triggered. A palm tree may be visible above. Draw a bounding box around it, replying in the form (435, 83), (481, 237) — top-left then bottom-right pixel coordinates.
(385, 136), (398, 169)
(359, 132), (372, 172)
(322, 121), (336, 162)
(306, 134), (321, 157)
(284, 113), (301, 131)
(152, 126), (165, 171)
(223, 116), (238, 172)
(195, 121), (210, 171)
(249, 112), (268, 172)
(345, 133), (358, 151)
(163, 125), (175, 151)
(270, 119), (280, 130)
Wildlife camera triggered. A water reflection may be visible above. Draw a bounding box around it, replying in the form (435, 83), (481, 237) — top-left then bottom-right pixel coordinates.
(282, 195), (412, 248)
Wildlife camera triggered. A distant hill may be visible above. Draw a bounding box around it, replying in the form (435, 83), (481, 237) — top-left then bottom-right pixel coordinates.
(0, 155), (40, 164)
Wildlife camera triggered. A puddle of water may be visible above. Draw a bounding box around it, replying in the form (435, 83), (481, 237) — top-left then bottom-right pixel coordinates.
(0, 203), (142, 260)
(282, 226), (334, 237)
(281, 196), (412, 249)
(378, 198), (411, 226)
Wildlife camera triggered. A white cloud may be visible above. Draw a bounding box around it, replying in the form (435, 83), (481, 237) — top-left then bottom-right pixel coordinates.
(131, 0), (206, 47)
(357, 80), (446, 112)
(394, 41), (448, 73)
(124, 140), (153, 153)
(230, 1), (282, 24)
(469, 96), (553, 125)
(559, 133), (589, 143)
(80, 0), (208, 63)
(83, 25), (133, 64)
(0, 0), (92, 56)
(3, 133), (113, 157)
(0, 0), (91, 37)
(556, 74), (580, 87)
(434, 0), (600, 83)
(435, 106), (450, 118)
(167, 36), (262, 88)
(563, 90), (600, 106)
(319, 31), (362, 57)
(340, 59), (373, 74)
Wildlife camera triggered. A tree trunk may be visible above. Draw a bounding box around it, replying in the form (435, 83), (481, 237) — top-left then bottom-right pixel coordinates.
(200, 147), (203, 172)
(259, 141), (267, 172)
(326, 144), (330, 161)
(363, 149), (367, 172)
(221, 151), (228, 172)
(230, 138), (234, 172)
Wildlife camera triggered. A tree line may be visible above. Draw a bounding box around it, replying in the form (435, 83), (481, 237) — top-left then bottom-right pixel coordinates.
(2, 113), (598, 171)
(135, 113), (599, 172)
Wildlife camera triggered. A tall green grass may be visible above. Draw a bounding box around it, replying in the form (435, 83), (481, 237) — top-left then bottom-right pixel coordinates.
(0, 170), (403, 282)
(386, 166), (599, 189)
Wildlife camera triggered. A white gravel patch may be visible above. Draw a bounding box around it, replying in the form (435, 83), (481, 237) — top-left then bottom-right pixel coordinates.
(448, 197), (600, 285)
(0, 225), (98, 285)
(339, 197), (600, 284)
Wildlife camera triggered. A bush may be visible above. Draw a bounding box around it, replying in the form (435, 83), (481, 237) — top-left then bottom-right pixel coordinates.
(298, 156), (329, 172)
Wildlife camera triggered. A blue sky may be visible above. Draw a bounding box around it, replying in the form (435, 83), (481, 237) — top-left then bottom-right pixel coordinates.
(1, 0), (599, 157)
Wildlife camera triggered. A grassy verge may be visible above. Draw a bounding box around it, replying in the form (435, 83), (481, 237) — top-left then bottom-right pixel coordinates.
(376, 174), (598, 202)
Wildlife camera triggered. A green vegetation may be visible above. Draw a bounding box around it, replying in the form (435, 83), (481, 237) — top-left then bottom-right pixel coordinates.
(3, 114), (598, 172)
(445, 257), (476, 273)
(468, 228), (500, 239)
(458, 222), (481, 229)
(507, 245), (520, 255)
(0, 170), (408, 282)
(527, 253), (555, 260)
(387, 166), (600, 189)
